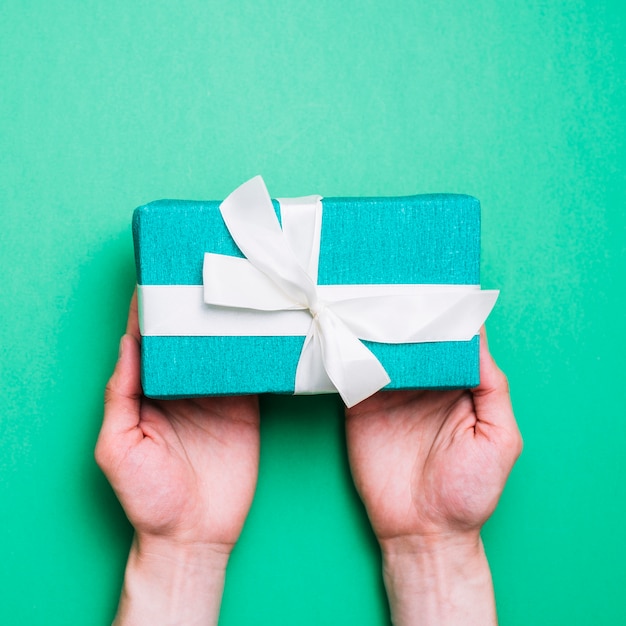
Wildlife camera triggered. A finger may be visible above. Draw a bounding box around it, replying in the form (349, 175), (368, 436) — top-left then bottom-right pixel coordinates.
(472, 328), (518, 433)
(475, 327), (505, 395)
(102, 333), (142, 434)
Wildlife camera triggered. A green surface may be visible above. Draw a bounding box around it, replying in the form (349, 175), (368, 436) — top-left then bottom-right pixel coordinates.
(1, 1), (624, 624)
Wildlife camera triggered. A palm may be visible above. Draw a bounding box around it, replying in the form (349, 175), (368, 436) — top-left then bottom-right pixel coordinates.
(97, 293), (261, 549)
(345, 387), (517, 541)
(109, 395), (260, 547)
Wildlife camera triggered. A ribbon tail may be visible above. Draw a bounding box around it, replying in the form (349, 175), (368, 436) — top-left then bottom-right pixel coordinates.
(316, 309), (391, 408)
(330, 289), (499, 343)
(413, 289), (499, 341)
(294, 330), (337, 394)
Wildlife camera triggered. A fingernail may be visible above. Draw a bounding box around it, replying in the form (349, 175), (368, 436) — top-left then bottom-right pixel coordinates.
(118, 335), (125, 359)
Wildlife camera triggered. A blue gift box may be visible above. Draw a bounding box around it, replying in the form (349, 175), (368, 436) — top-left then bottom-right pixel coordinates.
(133, 192), (482, 399)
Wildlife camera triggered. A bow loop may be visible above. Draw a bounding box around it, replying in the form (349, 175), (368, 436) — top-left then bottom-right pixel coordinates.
(219, 176), (319, 311)
(305, 305), (391, 408)
(213, 176), (393, 407)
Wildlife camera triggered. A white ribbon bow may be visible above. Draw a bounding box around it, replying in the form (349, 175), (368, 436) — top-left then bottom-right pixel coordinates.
(201, 176), (499, 408)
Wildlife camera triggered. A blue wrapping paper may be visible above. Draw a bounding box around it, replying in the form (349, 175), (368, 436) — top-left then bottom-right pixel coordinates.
(133, 194), (481, 398)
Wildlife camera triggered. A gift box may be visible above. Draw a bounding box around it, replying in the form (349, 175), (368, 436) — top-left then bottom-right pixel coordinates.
(133, 177), (497, 407)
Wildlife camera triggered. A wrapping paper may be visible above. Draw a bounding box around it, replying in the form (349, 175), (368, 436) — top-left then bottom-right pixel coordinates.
(133, 190), (485, 399)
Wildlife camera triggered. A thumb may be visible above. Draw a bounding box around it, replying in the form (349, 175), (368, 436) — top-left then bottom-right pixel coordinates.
(102, 333), (142, 435)
(472, 329), (519, 437)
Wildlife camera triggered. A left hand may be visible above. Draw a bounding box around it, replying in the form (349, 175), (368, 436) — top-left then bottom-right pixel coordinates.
(345, 331), (521, 544)
(344, 330), (522, 625)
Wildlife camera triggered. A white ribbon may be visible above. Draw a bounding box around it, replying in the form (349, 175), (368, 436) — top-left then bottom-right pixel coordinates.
(194, 175), (499, 408)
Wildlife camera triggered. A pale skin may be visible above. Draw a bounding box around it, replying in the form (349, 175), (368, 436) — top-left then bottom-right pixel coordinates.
(95, 294), (260, 625)
(96, 294), (521, 625)
(345, 330), (522, 625)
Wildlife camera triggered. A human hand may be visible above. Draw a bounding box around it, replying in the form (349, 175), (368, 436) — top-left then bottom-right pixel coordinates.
(345, 331), (522, 625)
(95, 293), (260, 625)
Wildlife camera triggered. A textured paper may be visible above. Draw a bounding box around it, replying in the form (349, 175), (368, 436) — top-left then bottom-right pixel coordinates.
(134, 191), (485, 398)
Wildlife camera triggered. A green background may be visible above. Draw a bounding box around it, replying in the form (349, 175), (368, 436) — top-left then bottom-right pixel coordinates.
(1, 1), (624, 624)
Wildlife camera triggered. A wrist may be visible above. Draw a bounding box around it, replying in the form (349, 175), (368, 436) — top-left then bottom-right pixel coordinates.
(380, 533), (496, 626)
(133, 532), (233, 567)
(114, 534), (230, 626)
(380, 529), (482, 561)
